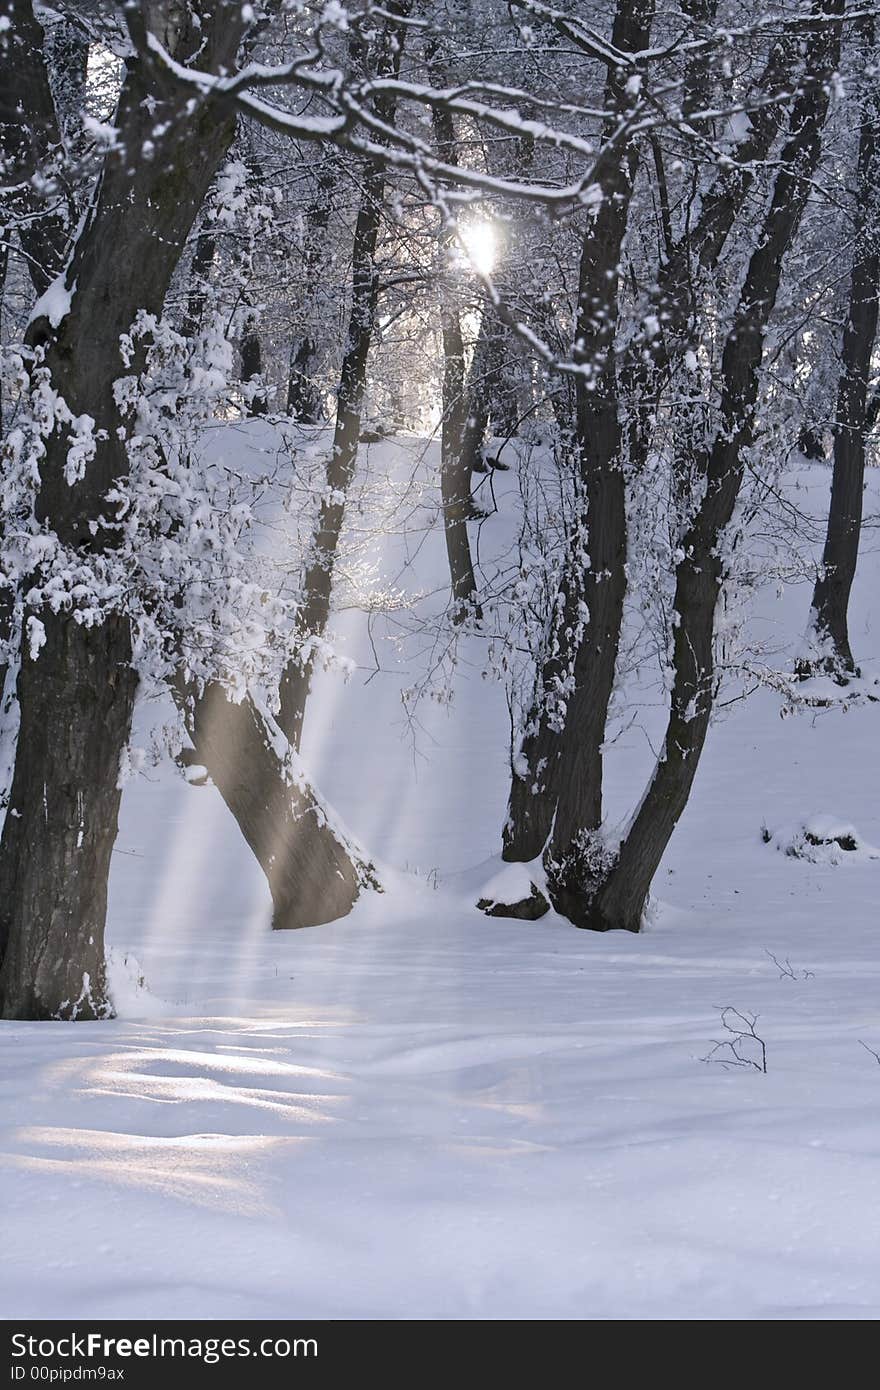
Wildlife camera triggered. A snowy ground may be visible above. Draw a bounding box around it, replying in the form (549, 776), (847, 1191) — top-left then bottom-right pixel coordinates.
(2, 431), (880, 1320)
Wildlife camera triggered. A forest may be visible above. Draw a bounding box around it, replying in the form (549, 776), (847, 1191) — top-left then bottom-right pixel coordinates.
(1, 0), (879, 1324)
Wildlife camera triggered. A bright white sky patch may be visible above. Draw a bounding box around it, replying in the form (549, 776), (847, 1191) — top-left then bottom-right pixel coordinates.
(459, 220), (498, 276)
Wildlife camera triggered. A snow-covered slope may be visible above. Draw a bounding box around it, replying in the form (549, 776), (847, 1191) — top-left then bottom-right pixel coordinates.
(2, 430), (879, 1320)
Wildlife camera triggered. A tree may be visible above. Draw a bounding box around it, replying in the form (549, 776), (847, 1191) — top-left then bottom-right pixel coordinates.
(504, 0), (656, 865)
(0, 1), (251, 1019)
(492, 0), (848, 929)
(277, 1), (412, 749)
(1, 0), (868, 1025)
(800, 17), (880, 679)
(570, 0), (845, 931)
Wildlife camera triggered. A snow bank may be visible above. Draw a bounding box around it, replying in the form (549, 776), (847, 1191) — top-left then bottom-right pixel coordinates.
(761, 814), (880, 865)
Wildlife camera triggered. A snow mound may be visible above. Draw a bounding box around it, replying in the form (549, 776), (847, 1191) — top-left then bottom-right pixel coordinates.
(761, 815), (880, 865)
(786, 670), (880, 708)
(106, 949), (169, 1018)
(476, 858), (550, 920)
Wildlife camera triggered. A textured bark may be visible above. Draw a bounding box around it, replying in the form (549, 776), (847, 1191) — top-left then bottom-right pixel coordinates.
(0, 1), (68, 698)
(0, 232), (6, 447)
(277, 168), (385, 748)
(185, 685), (373, 930)
(44, 14), (89, 152)
(803, 25), (879, 677)
(461, 313), (519, 464)
(431, 98), (481, 622)
(287, 166), (334, 423)
(181, 230), (217, 341)
(621, 29), (793, 475)
(277, 6), (410, 749)
(505, 1), (813, 897)
(241, 314), (268, 416)
(0, 0), (70, 297)
(287, 335), (323, 423)
(439, 293), (481, 621)
(0, 2), (245, 1019)
(0, 613), (137, 1018)
(574, 2), (844, 933)
(503, 0), (654, 866)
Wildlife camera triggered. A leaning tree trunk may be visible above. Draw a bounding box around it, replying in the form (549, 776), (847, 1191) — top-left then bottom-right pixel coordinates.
(0, 1), (246, 1020)
(802, 22), (879, 678)
(185, 685), (375, 930)
(501, 0), (654, 872)
(575, 1), (843, 933)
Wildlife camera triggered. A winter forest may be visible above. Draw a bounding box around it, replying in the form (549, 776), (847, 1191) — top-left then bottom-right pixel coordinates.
(1, 0), (880, 1323)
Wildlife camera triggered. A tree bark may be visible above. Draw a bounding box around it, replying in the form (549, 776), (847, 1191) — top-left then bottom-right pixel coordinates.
(574, 1), (844, 933)
(181, 229), (217, 341)
(0, 613), (137, 1018)
(184, 684), (374, 930)
(287, 165), (334, 423)
(803, 20), (879, 677)
(0, 0), (69, 298)
(0, 2), (245, 1020)
(503, 0), (654, 868)
(502, 3), (805, 889)
(438, 276), (481, 622)
(429, 90), (482, 622)
(287, 334), (323, 422)
(241, 313), (268, 416)
(277, 4), (410, 749)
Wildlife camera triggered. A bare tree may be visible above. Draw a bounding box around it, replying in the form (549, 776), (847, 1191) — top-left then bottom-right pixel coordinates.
(801, 17), (880, 679)
(576, 1), (844, 932)
(277, 1), (412, 749)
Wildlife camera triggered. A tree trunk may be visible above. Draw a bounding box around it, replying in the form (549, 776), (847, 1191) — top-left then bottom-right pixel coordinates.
(287, 165), (335, 423)
(185, 684), (374, 930)
(502, 0), (654, 869)
(430, 94), (481, 622)
(0, 613), (137, 1018)
(803, 23), (879, 677)
(439, 296), (481, 621)
(181, 230), (216, 341)
(0, 0), (69, 700)
(287, 333), (323, 423)
(574, 1), (843, 932)
(241, 313), (268, 416)
(0, 2), (245, 1020)
(277, 169), (384, 748)
(277, 6), (410, 749)
(621, 29), (793, 478)
(503, 0), (818, 907)
(44, 13), (89, 154)
(0, 0), (69, 299)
